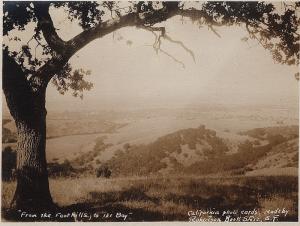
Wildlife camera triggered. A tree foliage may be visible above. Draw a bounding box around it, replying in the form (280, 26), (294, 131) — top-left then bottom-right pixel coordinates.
(201, 2), (299, 65)
(3, 1), (299, 97)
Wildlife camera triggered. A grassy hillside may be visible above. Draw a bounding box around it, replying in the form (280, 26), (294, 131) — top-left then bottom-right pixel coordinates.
(2, 176), (298, 221)
(106, 125), (229, 176)
(72, 125), (298, 177)
(3, 124), (298, 179)
(1, 123), (298, 222)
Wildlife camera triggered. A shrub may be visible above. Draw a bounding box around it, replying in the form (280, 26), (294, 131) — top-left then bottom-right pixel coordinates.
(267, 134), (286, 145)
(47, 160), (75, 177)
(96, 165), (111, 178)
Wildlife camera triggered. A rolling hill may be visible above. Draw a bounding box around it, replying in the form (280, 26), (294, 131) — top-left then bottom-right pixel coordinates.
(70, 125), (298, 177)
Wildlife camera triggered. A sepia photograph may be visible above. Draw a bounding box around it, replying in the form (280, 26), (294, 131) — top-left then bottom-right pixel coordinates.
(1, 0), (299, 222)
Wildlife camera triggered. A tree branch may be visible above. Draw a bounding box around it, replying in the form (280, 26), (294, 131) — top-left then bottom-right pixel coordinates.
(140, 25), (187, 67)
(141, 25), (195, 66)
(33, 2), (68, 54)
(33, 3), (284, 89)
(32, 3), (264, 88)
(164, 34), (196, 62)
(160, 49), (185, 68)
(67, 13), (138, 55)
(30, 3), (180, 88)
(208, 25), (221, 38)
(66, 3), (180, 55)
(178, 8), (224, 27)
(245, 22), (267, 49)
(30, 54), (70, 90)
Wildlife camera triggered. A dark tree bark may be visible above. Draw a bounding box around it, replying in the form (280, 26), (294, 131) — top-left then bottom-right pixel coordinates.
(3, 49), (54, 211)
(10, 93), (53, 211)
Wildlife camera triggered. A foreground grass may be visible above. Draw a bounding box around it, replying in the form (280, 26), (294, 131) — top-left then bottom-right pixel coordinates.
(2, 175), (298, 222)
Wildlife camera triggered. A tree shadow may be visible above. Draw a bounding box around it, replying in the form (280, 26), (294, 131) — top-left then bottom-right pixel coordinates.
(2, 181), (298, 222)
(2, 187), (185, 222)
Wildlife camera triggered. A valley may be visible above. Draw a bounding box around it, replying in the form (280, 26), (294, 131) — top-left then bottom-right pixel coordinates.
(2, 105), (298, 221)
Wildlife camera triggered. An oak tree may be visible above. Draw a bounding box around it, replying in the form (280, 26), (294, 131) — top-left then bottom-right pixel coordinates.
(2, 1), (299, 211)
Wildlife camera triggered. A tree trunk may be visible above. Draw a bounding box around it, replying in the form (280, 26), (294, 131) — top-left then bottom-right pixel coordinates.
(3, 49), (54, 212)
(10, 92), (54, 211)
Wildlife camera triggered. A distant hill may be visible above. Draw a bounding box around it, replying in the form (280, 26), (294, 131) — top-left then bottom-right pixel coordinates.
(4, 117), (298, 178)
(245, 138), (298, 176)
(2, 115), (125, 141)
(105, 125), (229, 176)
(98, 125), (298, 177)
(238, 125), (298, 140)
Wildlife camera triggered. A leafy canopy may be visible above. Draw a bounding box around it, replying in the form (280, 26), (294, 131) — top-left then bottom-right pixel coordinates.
(3, 1), (300, 96)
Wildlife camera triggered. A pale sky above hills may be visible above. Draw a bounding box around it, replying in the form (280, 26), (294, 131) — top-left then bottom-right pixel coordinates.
(3, 4), (299, 113)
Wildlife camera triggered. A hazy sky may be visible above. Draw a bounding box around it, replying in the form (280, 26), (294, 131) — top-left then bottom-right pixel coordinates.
(3, 4), (299, 112)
